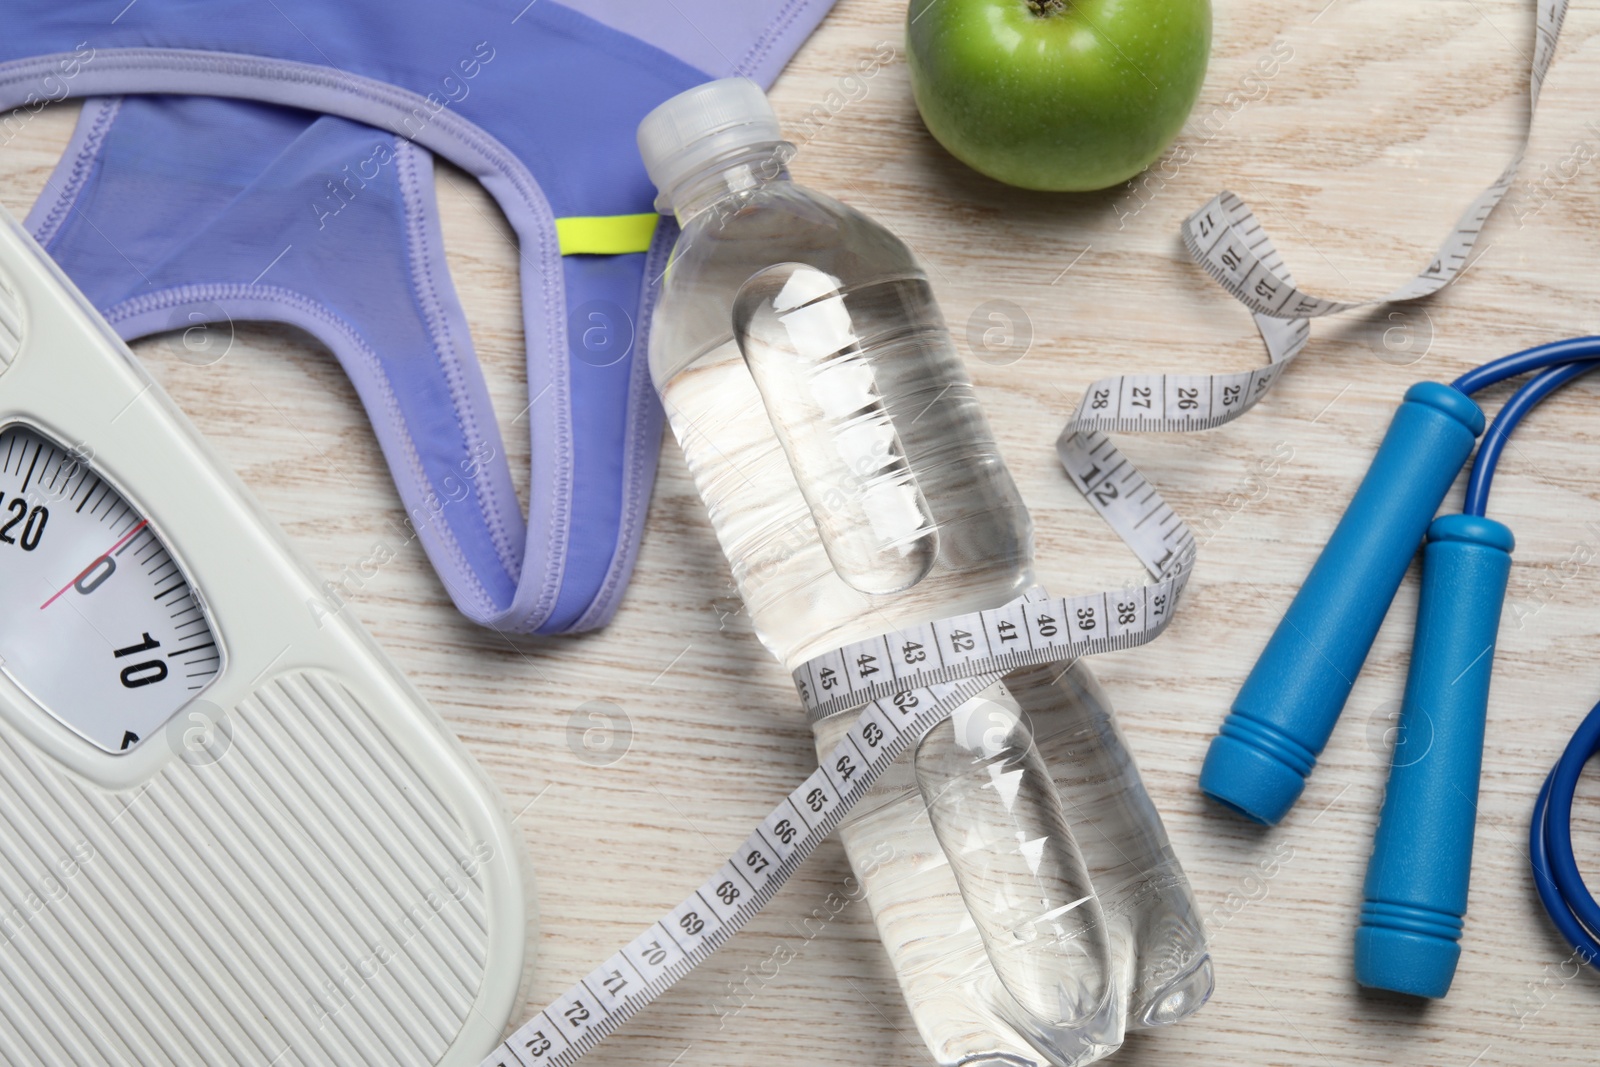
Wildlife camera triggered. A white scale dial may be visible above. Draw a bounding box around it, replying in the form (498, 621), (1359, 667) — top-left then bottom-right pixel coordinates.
(0, 424), (221, 753)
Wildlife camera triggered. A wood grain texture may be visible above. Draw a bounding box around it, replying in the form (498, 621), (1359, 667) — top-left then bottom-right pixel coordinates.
(4, 1), (1600, 1063)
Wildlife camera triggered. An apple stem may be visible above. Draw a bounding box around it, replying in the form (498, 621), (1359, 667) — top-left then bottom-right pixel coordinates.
(1026, 0), (1068, 14)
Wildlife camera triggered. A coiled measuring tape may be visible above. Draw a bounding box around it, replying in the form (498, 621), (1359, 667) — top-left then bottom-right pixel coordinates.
(483, 2), (1567, 1062)
(1059, 0), (1566, 574)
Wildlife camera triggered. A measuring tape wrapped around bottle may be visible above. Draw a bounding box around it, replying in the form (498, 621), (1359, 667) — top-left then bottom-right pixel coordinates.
(486, 2), (1572, 1061)
(484, 570), (1193, 1066)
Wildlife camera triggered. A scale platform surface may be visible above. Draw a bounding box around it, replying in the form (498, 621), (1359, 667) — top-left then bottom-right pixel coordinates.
(0, 209), (530, 1066)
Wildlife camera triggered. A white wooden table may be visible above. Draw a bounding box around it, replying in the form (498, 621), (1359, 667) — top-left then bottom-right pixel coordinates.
(3, 1), (1599, 1063)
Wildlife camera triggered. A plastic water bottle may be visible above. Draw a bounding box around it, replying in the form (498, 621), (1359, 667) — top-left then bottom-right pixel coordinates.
(638, 78), (1211, 1067)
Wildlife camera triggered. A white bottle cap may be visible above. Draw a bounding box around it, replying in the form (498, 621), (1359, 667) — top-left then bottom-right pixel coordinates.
(637, 77), (784, 212)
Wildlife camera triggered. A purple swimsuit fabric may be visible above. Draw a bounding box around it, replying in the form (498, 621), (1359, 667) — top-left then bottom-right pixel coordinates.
(2, 0), (835, 633)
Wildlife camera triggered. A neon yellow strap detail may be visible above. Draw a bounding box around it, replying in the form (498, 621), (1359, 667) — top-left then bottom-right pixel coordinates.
(554, 213), (661, 256)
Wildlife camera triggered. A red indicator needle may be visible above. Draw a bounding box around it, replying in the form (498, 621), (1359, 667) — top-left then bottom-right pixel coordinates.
(40, 518), (149, 610)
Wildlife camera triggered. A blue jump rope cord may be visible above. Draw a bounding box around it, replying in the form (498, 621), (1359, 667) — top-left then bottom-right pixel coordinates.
(1461, 359), (1600, 517)
(1450, 335), (1600, 396)
(1447, 336), (1600, 964)
(1531, 702), (1600, 966)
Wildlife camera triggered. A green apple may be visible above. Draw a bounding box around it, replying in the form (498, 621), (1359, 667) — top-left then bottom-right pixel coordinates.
(907, 0), (1211, 192)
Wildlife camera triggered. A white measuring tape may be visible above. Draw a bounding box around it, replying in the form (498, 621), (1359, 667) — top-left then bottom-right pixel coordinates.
(483, 2), (1567, 1061)
(483, 578), (1188, 1067)
(1060, 0), (1566, 579)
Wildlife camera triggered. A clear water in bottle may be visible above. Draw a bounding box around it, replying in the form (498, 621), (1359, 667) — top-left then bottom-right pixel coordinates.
(638, 78), (1211, 1066)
